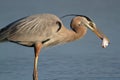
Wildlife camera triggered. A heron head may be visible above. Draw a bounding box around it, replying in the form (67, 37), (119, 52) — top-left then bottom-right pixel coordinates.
(61, 14), (110, 48)
(80, 16), (110, 48)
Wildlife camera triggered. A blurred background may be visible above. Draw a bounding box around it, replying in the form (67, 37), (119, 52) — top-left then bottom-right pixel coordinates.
(0, 0), (120, 80)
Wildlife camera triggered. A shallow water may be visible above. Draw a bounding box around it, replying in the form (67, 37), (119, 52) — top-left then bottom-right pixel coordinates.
(0, 0), (120, 80)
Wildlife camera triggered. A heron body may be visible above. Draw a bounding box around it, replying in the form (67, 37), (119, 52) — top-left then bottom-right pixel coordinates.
(0, 14), (63, 46)
(0, 13), (110, 80)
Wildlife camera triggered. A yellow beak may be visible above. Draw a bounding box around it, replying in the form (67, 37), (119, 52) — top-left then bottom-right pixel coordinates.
(85, 22), (110, 48)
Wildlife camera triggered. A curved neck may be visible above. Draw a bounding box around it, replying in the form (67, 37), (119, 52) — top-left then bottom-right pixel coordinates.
(63, 25), (87, 42)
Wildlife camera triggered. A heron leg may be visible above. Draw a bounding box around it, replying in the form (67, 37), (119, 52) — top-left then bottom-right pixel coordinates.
(33, 42), (42, 80)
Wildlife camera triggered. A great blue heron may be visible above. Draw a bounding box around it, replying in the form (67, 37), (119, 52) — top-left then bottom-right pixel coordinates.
(0, 13), (110, 80)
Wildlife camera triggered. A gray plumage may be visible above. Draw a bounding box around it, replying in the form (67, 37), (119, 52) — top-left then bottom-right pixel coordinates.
(0, 14), (63, 47)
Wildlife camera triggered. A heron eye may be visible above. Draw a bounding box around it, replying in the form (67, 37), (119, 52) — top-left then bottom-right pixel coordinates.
(89, 22), (96, 28)
(89, 22), (93, 26)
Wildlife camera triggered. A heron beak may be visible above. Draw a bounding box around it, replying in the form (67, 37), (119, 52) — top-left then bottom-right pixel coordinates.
(85, 22), (110, 48)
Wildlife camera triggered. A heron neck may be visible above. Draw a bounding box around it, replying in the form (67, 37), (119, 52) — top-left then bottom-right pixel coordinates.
(66, 26), (87, 42)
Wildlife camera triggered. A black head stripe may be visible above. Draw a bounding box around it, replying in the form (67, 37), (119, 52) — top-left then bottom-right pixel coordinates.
(60, 14), (92, 22)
